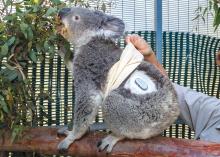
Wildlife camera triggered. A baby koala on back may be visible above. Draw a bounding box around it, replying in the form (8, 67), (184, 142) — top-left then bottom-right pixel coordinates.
(57, 7), (180, 153)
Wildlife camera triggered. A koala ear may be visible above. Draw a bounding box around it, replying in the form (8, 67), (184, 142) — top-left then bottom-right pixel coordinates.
(101, 16), (125, 39)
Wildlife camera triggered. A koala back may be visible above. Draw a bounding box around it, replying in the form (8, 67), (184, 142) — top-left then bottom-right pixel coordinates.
(102, 61), (179, 139)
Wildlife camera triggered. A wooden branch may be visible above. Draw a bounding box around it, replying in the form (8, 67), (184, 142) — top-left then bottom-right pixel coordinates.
(1, 127), (220, 157)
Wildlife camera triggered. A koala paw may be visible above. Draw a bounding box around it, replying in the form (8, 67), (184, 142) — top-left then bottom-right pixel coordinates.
(57, 136), (74, 153)
(57, 126), (69, 136)
(97, 135), (122, 153)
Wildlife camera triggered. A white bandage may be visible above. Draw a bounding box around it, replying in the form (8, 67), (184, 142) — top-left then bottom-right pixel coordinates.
(104, 43), (144, 97)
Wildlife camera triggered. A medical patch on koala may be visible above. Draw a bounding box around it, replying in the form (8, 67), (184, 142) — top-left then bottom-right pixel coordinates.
(135, 78), (148, 90)
(104, 43), (157, 97)
(124, 71), (157, 95)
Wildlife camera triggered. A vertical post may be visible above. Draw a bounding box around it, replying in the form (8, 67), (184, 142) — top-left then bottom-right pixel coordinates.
(155, 0), (163, 63)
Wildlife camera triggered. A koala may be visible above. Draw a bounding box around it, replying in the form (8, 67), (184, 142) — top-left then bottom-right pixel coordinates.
(56, 7), (180, 153)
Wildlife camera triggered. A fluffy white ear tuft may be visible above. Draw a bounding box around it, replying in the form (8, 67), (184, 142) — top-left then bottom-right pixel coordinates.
(99, 16), (125, 39)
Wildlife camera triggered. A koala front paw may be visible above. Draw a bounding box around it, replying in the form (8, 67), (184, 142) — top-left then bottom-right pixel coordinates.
(57, 126), (69, 136)
(57, 136), (74, 153)
(97, 135), (123, 153)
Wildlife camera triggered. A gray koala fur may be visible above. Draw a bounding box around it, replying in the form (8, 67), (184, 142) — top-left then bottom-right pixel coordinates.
(57, 7), (180, 153)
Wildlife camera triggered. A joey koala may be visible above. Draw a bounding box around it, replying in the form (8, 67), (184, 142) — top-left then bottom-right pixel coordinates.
(56, 7), (180, 153)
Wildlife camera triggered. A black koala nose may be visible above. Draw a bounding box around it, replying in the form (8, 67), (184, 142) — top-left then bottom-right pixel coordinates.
(58, 8), (71, 19)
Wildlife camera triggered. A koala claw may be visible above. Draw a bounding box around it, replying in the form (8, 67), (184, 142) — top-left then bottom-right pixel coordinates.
(58, 147), (68, 154)
(98, 140), (109, 152)
(97, 135), (123, 153)
(57, 137), (74, 153)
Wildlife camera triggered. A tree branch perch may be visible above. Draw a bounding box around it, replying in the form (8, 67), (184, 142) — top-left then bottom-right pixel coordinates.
(1, 127), (220, 157)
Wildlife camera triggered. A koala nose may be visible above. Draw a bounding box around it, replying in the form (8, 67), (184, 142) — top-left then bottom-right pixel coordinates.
(58, 8), (71, 19)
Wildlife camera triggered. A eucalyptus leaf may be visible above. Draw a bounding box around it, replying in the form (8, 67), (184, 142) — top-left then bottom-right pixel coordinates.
(28, 41), (32, 51)
(32, 5), (39, 12)
(7, 70), (18, 81)
(0, 100), (9, 113)
(36, 43), (42, 52)
(20, 23), (28, 39)
(29, 50), (38, 63)
(0, 95), (9, 113)
(2, 63), (15, 71)
(50, 0), (61, 5)
(6, 0), (11, 6)
(1, 69), (18, 81)
(0, 23), (5, 32)
(45, 7), (57, 17)
(7, 37), (16, 46)
(44, 41), (49, 51)
(27, 27), (34, 40)
(1, 44), (9, 57)
(3, 15), (16, 21)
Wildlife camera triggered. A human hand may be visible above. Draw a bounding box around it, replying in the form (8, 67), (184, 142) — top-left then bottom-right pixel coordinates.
(125, 34), (158, 64)
(125, 34), (153, 56)
(125, 34), (168, 76)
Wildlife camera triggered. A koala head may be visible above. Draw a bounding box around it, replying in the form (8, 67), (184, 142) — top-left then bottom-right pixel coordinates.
(57, 7), (125, 46)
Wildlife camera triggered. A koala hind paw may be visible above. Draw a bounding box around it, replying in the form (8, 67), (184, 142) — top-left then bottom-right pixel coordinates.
(97, 134), (123, 153)
(57, 136), (74, 153)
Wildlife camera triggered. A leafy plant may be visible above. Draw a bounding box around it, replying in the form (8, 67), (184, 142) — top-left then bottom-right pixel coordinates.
(194, 0), (220, 31)
(0, 0), (113, 142)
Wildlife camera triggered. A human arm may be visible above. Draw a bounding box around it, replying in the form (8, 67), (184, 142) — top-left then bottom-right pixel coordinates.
(125, 34), (168, 76)
(125, 34), (220, 143)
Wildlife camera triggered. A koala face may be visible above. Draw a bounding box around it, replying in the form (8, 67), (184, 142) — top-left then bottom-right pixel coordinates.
(57, 7), (125, 45)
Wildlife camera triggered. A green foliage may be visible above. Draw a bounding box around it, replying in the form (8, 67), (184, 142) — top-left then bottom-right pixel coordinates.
(0, 0), (112, 142)
(0, 1), (69, 140)
(194, 0), (220, 31)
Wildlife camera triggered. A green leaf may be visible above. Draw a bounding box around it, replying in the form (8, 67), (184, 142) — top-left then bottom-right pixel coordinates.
(36, 43), (42, 52)
(7, 37), (16, 46)
(3, 14), (16, 21)
(20, 23), (28, 39)
(213, 2), (218, 13)
(1, 101), (9, 113)
(45, 7), (57, 16)
(32, 5), (39, 12)
(0, 95), (9, 113)
(213, 8), (220, 29)
(27, 27), (33, 40)
(28, 41), (32, 51)
(1, 69), (18, 81)
(7, 70), (18, 81)
(0, 110), (4, 121)
(6, 0), (11, 6)
(44, 41), (49, 51)
(29, 50), (37, 63)
(0, 22), (5, 32)
(2, 63), (15, 71)
(209, 0), (213, 10)
(50, 0), (61, 5)
(202, 8), (208, 16)
(1, 44), (9, 56)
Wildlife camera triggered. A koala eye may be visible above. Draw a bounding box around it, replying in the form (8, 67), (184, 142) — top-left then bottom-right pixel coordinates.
(74, 16), (79, 21)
